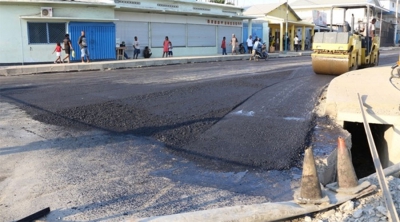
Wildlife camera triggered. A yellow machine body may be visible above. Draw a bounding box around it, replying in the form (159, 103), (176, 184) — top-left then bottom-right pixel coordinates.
(311, 32), (380, 75)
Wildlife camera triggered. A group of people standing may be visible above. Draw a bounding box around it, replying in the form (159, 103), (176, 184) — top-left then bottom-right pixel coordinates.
(268, 34), (311, 52)
(120, 36), (141, 59)
(123, 35), (172, 59)
(220, 34), (265, 56)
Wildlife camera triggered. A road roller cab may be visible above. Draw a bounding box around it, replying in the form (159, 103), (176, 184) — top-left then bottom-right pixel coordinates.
(311, 4), (380, 75)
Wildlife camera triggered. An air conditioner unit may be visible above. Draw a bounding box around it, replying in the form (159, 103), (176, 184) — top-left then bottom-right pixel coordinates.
(41, 7), (53, 17)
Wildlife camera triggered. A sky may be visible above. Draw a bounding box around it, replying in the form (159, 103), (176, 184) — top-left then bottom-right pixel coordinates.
(237, 0), (296, 7)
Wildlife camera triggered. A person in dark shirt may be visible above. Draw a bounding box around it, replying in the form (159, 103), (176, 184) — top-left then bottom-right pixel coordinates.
(62, 34), (73, 63)
(119, 41), (130, 59)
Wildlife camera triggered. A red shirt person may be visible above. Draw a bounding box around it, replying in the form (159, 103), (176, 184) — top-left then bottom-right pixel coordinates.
(162, 36), (170, 58)
(221, 37), (227, 55)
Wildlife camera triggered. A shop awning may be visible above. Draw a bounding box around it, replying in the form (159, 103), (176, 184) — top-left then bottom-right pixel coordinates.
(20, 16), (119, 22)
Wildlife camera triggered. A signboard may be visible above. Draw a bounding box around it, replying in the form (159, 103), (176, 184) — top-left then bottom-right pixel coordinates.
(313, 10), (327, 27)
(207, 19), (242, 26)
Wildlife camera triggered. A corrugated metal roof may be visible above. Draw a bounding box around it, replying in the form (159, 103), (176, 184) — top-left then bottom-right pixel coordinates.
(243, 2), (302, 20)
(243, 3), (282, 15)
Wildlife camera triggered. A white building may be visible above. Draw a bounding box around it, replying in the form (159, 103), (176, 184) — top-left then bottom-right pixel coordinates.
(0, 0), (253, 65)
(114, 0), (252, 58)
(0, 0), (116, 64)
(380, 0), (400, 44)
(291, 0), (393, 45)
(380, 0), (400, 12)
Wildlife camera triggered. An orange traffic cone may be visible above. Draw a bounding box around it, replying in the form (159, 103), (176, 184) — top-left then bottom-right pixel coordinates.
(296, 147), (328, 204)
(327, 137), (371, 194)
(337, 137), (358, 188)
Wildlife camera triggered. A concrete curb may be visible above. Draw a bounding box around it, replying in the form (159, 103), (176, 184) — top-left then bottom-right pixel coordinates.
(0, 52), (312, 77)
(130, 184), (375, 222)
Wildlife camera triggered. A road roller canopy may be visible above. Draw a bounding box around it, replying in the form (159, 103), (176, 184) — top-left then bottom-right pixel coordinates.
(330, 3), (389, 11)
(313, 32), (350, 44)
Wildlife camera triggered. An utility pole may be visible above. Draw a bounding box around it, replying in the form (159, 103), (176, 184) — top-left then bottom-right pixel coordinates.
(285, 0), (288, 54)
(395, 0), (399, 46)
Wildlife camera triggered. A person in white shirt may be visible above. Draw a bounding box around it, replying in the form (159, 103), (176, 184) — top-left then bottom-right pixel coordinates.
(363, 18), (376, 54)
(133, 36), (140, 59)
(250, 38), (260, 61)
(230, 34), (238, 55)
(246, 35), (253, 54)
(294, 35), (299, 52)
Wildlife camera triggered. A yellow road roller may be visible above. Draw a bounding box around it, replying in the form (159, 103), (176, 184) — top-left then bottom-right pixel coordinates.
(312, 4), (380, 75)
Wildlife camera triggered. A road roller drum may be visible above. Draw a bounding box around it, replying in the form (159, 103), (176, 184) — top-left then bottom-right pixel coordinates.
(312, 56), (352, 75)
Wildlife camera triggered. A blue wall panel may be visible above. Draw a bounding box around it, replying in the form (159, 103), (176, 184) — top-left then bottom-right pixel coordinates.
(69, 22), (116, 61)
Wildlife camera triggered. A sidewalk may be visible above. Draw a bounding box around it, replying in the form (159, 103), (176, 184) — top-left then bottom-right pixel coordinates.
(0, 51), (312, 76)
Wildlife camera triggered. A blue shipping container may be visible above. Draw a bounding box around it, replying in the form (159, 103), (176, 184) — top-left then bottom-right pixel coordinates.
(69, 22), (116, 61)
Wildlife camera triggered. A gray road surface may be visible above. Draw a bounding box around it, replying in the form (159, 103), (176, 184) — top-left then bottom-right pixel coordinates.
(0, 52), (398, 221)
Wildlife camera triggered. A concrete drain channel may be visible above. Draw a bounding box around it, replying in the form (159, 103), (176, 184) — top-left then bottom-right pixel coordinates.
(345, 122), (394, 179)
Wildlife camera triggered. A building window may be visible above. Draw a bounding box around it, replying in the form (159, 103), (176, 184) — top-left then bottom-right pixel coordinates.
(28, 22), (66, 44)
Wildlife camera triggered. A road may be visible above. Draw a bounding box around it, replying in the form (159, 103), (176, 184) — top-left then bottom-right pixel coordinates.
(0, 56), (331, 170)
(0, 51), (398, 221)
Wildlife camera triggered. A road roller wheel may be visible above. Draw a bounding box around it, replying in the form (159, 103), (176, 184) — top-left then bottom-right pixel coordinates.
(312, 55), (351, 75)
(373, 51), (380, 67)
(349, 55), (358, 71)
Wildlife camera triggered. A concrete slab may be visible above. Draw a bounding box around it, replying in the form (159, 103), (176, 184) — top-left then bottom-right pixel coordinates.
(325, 67), (400, 125)
(325, 66), (400, 169)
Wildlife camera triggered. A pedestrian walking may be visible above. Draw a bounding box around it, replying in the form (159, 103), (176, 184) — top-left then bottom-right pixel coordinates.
(247, 35), (253, 54)
(78, 30), (90, 63)
(62, 34), (73, 63)
(162, 36), (170, 58)
(133, 36), (140, 59)
(294, 35), (299, 52)
(221, 36), (227, 55)
(168, 41), (173, 57)
(52, 42), (63, 64)
(230, 34), (237, 55)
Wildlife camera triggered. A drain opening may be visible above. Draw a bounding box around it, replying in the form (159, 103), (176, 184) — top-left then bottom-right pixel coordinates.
(343, 121), (392, 179)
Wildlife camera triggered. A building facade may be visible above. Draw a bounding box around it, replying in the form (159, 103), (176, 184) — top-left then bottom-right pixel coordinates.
(0, 0), (252, 65)
(243, 3), (314, 52)
(0, 0), (117, 64)
(380, 0), (400, 44)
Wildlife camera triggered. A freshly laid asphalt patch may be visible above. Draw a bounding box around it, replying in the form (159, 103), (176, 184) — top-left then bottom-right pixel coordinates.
(30, 69), (332, 171)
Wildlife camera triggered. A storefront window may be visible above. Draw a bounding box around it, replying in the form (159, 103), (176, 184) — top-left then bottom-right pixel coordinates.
(28, 22), (66, 44)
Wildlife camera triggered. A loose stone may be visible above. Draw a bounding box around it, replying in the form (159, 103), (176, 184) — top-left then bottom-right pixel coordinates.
(352, 209), (363, 218)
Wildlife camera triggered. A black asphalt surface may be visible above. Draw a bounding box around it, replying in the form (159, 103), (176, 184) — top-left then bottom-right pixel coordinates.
(0, 52), (397, 171)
